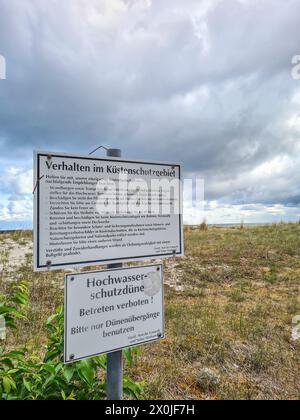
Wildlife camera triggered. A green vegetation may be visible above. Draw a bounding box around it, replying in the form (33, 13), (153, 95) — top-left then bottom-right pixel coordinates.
(0, 287), (143, 400)
(0, 224), (300, 400)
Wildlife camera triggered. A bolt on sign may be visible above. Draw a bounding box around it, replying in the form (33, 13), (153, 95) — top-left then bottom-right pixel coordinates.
(33, 151), (183, 271)
(64, 265), (164, 363)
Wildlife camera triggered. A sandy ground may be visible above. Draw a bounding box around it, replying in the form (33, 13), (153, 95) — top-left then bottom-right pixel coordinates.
(0, 237), (187, 290)
(0, 236), (232, 294)
(165, 258), (186, 291)
(0, 238), (33, 273)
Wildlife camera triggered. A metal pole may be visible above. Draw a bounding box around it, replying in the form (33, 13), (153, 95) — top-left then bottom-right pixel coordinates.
(106, 148), (123, 401)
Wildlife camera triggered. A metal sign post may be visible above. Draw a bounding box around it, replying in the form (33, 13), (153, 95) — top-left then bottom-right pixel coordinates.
(34, 145), (181, 401)
(106, 148), (123, 401)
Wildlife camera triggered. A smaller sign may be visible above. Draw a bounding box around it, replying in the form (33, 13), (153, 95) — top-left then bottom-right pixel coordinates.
(64, 264), (164, 363)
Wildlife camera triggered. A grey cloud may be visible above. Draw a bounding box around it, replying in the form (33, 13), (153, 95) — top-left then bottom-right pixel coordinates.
(0, 0), (300, 210)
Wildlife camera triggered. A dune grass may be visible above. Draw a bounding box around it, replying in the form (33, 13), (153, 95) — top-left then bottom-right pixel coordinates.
(0, 224), (299, 400)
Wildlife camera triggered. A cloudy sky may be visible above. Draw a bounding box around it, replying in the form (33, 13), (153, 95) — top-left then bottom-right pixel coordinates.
(0, 0), (300, 228)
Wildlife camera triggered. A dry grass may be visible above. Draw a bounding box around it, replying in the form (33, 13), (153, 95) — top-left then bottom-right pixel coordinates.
(1, 224), (300, 400)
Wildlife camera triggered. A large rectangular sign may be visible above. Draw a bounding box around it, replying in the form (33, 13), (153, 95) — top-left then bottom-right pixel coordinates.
(34, 151), (183, 271)
(64, 265), (164, 363)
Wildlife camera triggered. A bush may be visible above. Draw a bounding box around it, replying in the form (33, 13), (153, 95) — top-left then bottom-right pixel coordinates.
(0, 287), (144, 400)
(200, 220), (208, 231)
(195, 368), (221, 392)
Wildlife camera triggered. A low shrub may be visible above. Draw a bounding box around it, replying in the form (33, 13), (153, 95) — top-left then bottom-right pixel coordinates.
(0, 286), (144, 400)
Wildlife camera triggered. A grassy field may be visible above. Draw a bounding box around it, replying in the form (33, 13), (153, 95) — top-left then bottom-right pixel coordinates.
(0, 224), (300, 400)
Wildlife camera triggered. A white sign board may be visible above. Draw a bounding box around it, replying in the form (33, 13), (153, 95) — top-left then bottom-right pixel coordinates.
(34, 151), (183, 271)
(64, 265), (164, 363)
